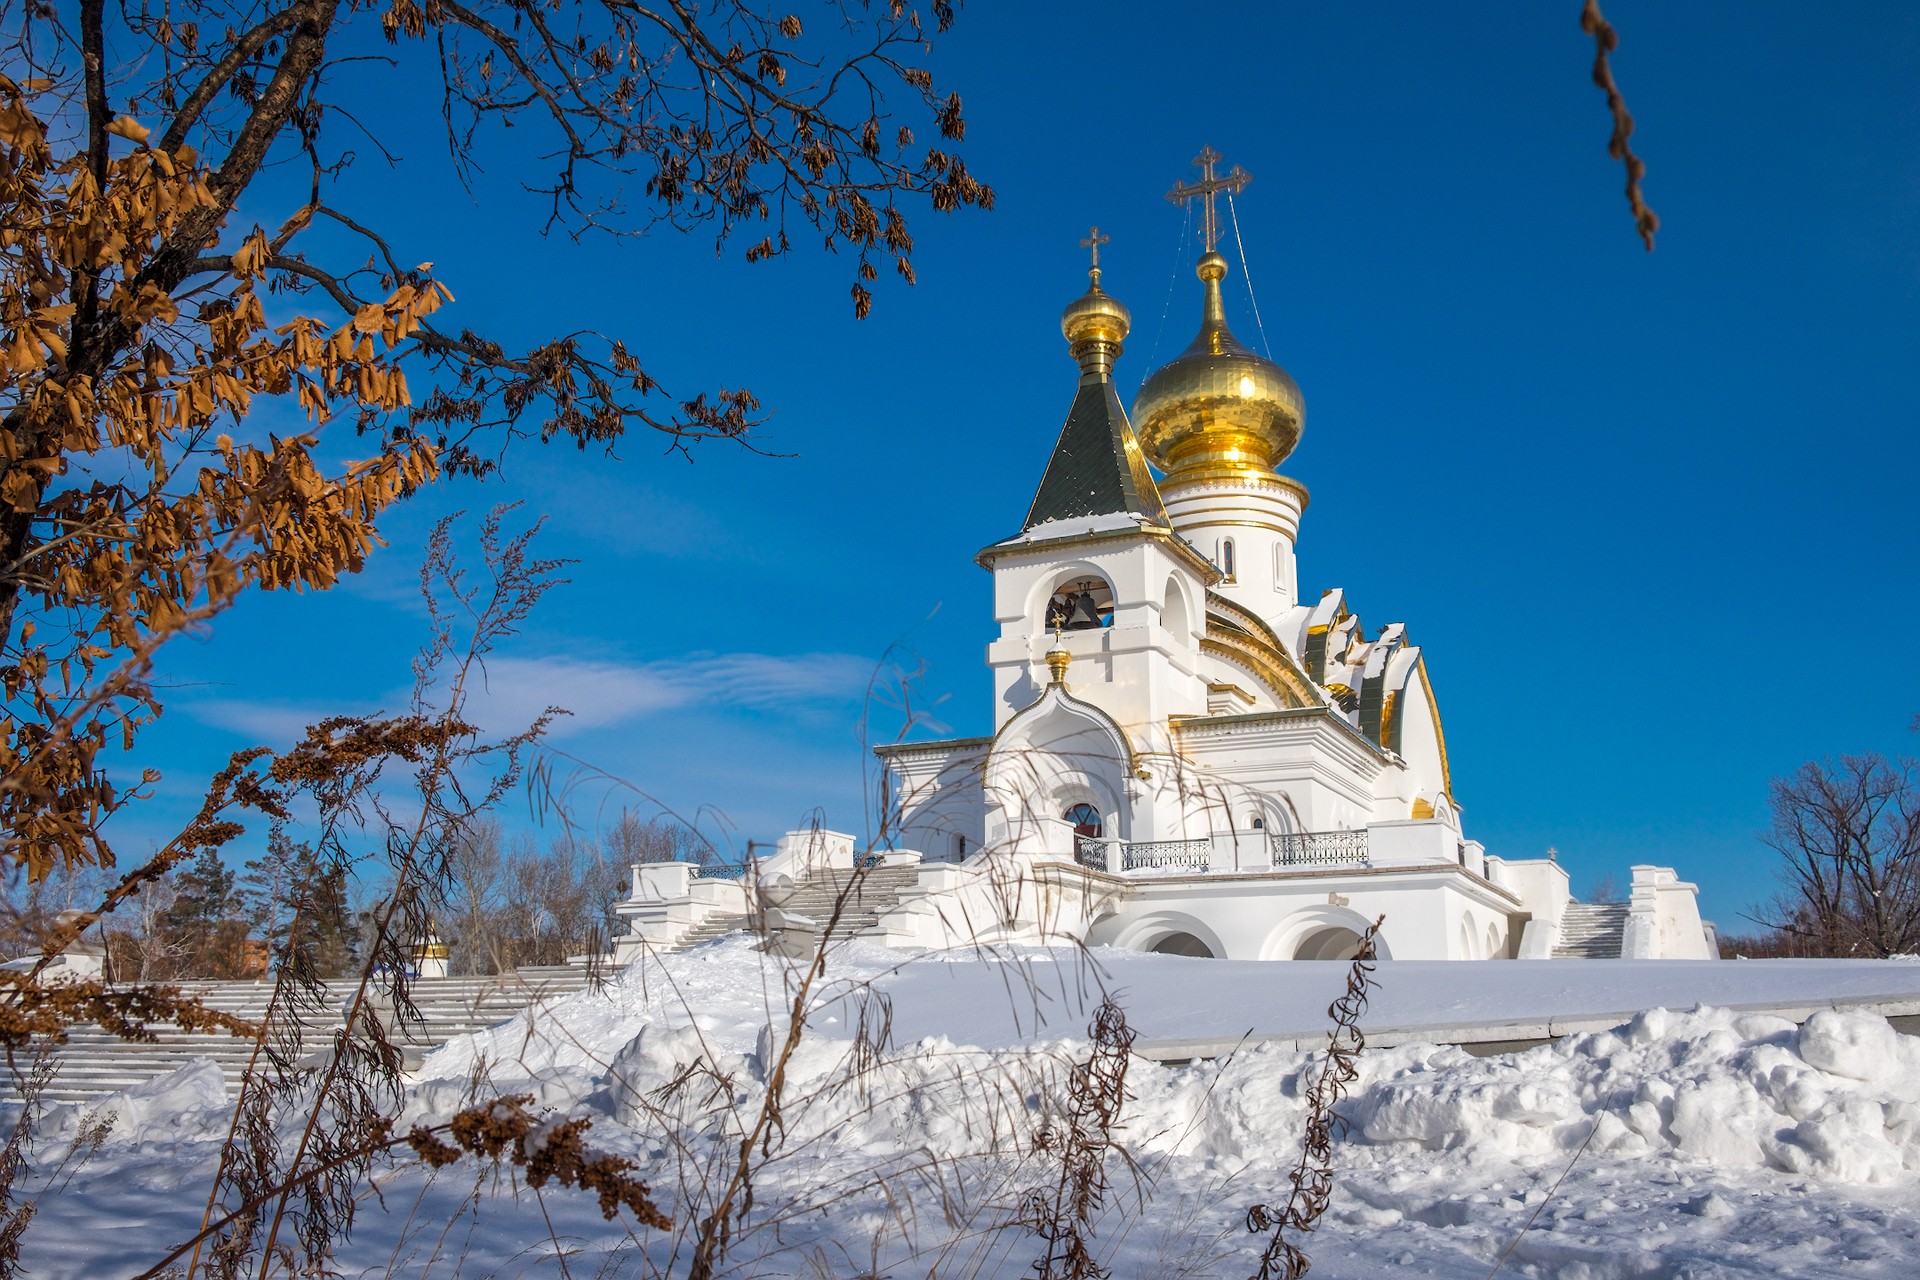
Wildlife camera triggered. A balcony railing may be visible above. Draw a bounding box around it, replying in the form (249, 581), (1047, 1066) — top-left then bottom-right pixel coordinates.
(1068, 830), (1371, 874)
(1121, 838), (1213, 872)
(691, 862), (750, 880)
(1269, 829), (1370, 869)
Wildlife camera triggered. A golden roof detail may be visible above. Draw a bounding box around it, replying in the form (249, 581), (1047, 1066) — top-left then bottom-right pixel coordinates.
(1132, 148), (1305, 481)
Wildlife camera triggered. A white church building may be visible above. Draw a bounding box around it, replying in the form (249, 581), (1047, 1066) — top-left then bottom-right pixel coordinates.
(617, 153), (1715, 965)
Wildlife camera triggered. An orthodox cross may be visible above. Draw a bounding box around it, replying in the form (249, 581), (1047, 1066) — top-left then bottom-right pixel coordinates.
(1079, 225), (1109, 271)
(1166, 146), (1251, 253)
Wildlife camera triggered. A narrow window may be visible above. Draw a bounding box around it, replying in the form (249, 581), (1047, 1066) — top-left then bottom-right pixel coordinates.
(1064, 803), (1102, 839)
(1220, 538), (1237, 582)
(952, 833), (967, 859)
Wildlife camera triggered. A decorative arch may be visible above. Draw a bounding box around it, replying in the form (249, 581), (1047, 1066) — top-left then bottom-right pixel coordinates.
(1457, 917), (1478, 960)
(984, 690), (1135, 854)
(1260, 904), (1394, 962)
(1486, 921), (1504, 960)
(1092, 909), (1228, 960)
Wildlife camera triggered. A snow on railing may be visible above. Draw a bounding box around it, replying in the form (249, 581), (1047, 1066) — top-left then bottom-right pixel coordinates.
(1270, 829), (1370, 868)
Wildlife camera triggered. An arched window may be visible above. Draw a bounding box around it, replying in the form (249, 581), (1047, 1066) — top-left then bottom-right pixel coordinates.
(1249, 815), (1265, 830)
(1045, 576), (1114, 631)
(1219, 538), (1237, 582)
(952, 833), (968, 859)
(1063, 803), (1102, 839)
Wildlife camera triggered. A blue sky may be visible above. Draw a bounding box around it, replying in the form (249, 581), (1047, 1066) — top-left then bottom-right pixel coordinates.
(120, 4), (1920, 931)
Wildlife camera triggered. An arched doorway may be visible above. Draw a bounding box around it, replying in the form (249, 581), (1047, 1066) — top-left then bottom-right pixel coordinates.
(1150, 932), (1215, 958)
(1294, 925), (1367, 961)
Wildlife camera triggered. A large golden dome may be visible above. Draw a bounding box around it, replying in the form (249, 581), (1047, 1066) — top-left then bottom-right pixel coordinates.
(1131, 250), (1304, 480)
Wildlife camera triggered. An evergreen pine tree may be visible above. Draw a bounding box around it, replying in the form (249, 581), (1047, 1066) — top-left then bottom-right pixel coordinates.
(161, 847), (251, 977)
(298, 852), (358, 979)
(241, 833), (358, 979)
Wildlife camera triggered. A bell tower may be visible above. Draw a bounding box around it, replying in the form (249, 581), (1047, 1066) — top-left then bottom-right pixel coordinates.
(980, 231), (1214, 734)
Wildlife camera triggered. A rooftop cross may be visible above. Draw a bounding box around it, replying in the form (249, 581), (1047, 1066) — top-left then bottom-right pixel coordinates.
(1165, 145), (1251, 253)
(1079, 225), (1110, 272)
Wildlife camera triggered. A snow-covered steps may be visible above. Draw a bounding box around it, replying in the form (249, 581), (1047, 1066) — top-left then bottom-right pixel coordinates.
(780, 863), (924, 945)
(666, 864), (924, 952)
(1554, 901), (1629, 958)
(5, 966), (592, 1105)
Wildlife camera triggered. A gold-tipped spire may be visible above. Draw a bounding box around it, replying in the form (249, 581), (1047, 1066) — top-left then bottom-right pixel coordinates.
(1060, 225), (1130, 383)
(1044, 628), (1072, 686)
(1133, 148), (1304, 482)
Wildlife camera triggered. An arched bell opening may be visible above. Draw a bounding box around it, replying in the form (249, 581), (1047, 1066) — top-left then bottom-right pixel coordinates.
(1044, 575), (1115, 632)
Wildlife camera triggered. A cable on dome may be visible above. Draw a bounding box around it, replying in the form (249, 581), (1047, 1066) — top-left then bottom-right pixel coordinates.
(1226, 191), (1273, 360)
(1147, 198), (1193, 382)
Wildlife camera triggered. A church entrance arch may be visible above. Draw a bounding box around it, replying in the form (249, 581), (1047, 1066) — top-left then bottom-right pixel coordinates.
(1261, 904), (1393, 962)
(1093, 910), (1227, 959)
(1149, 932), (1214, 958)
(1294, 926), (1367, 961)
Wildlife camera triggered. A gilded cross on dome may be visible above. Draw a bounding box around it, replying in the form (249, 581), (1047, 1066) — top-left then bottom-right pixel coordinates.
(1165, 145), (1251, 253)
(1079, 225), (1110, 271)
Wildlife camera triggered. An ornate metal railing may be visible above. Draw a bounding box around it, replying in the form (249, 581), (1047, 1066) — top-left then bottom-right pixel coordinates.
(1073, 835), (1109, 871)
(1269, 829), (1370, 868)
(691, 862), (750, 880)
(1121, 838), (1213, 872)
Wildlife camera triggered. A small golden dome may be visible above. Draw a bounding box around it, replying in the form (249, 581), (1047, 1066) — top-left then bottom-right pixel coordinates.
(1131, 251), (1304, 479)
(1061, 268), (1131, 381)
(1044, 631), (1073, 685)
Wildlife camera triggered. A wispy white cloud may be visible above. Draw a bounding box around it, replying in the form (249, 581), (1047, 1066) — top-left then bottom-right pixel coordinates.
(181, 651), (878, 746)
(467, 652), (876, 735)
(182, 698), (374, 746)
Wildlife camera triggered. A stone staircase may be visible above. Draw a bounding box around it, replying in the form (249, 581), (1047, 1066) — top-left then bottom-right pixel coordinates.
(5, 965), (592, 1106)
(1554, 902), (1630, 958)
(671, 863), (924, 952)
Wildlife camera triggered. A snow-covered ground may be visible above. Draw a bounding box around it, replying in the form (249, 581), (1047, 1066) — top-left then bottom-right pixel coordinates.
(17, 940), (1920, 1277)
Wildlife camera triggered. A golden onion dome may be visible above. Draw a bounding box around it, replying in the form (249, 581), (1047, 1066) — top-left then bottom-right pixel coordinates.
(1131, 250), (1304, 479)
(1061, 267), (1131, 380)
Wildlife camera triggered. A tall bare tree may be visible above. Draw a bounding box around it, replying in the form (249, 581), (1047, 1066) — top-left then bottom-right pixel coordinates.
(1762, 754), (1920, 958)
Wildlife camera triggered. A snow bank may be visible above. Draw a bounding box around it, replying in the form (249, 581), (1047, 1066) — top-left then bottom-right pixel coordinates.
(42, 1058), (232, 1148)
(20, 943), (1920, 1278)
(408, 940), (1920, 1189)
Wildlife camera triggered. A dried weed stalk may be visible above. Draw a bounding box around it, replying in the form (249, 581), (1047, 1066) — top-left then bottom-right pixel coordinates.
(0, 1049), (52, 1278)
(406, 1094), (671, 1228)
(136, 1095), (668, 1280)
(1244, 915), (1383, 1280)
(1020, 998), (1136, 1280)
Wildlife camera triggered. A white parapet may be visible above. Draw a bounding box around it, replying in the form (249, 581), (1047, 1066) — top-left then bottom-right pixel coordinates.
(1366, 818), (1457, 868)
(1624, 864), (1716, 960)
